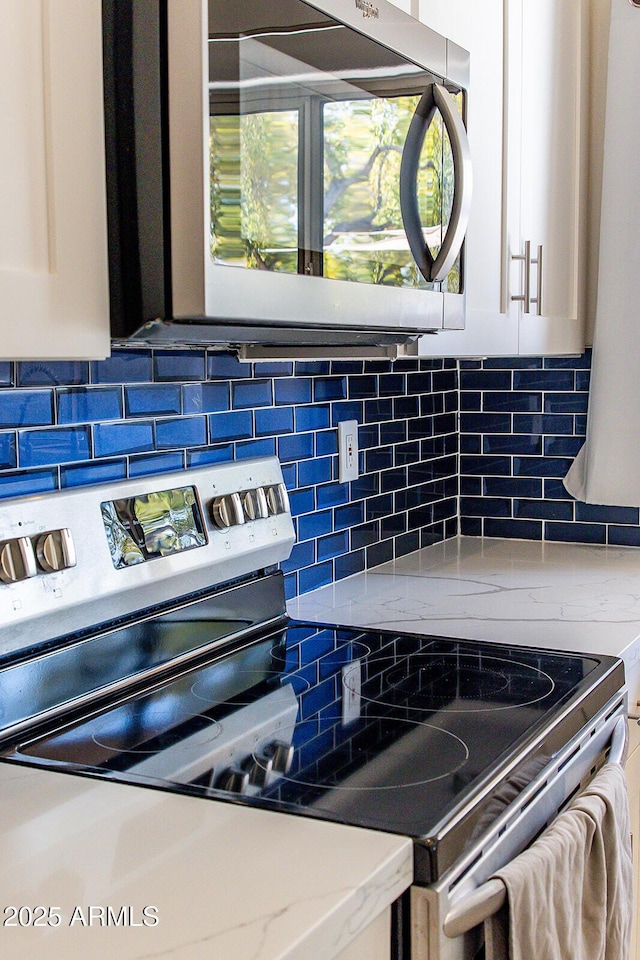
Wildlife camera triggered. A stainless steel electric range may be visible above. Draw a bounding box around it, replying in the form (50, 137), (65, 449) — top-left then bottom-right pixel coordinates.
(0, 457), (627, 960)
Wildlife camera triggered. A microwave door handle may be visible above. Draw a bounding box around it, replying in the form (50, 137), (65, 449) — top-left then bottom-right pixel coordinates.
(400, 82), (473, 283)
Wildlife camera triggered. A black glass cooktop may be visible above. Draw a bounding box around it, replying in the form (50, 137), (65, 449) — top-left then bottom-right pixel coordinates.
(3, 617), (623, 882)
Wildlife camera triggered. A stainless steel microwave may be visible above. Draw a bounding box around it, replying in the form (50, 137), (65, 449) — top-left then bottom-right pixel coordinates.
(104, 0), (471, 358)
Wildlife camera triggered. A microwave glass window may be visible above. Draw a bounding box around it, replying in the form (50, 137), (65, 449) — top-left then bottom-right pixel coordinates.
(207, 0), (464, 292)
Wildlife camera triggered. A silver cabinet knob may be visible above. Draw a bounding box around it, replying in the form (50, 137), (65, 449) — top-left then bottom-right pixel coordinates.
(243, 487), (268, 521)
(36, 528), (76, 573)
(0, 537), (37, 583)
(215, 765), (249, 794)
(211, 493), (245, 529)
(265, 483), (290, 516)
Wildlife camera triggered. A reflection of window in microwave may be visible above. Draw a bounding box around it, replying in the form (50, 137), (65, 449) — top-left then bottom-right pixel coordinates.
(208, 45), (463, 292)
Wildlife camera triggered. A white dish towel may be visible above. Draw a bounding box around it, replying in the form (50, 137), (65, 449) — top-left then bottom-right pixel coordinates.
(484, 762), (633, 960)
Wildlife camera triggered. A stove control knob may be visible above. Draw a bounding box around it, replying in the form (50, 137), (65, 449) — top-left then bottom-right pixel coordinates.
(243, 487), (268, 521)
(264, 740), (294, 775)
(211, 493), (245, 530)
(215, 765), (249, 795)
(0, 537), (37, 584)
(242, 751), (274, 788)
(265, 483), (290, 516)
(36, 528), (77, 573)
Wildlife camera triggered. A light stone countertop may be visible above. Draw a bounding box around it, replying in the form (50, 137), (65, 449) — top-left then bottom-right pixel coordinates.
(0, 762), (412, 960)
(288, 536), (640, 707)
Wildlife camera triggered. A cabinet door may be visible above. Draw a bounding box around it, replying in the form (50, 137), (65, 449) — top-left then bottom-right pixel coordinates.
(415, 0), (518, 360)
(0, 0), (110, 360)
(508, 0), (588, 356)
(417, 0), (587, 360)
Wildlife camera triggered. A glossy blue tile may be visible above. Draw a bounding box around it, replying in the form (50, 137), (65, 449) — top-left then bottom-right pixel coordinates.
(335, 550), (366, 580)
(208, 411), (253, 442)
(575, 502), (640, 525)
(542, 436), (583, 457)
(154, 350), (206, 382)
(483, 434), (542, 456)
(314, 377), (347, 401)
(61, 459), (127, 488)
(433, 369), (458, 391)
(460, 413), (511, 433)
(278, 432), (314, 462)
(543, 479), (574, 501)
(367, 494), (394, 520)
(575, 371), (590, 391)
(407, 372), (433, 393)
(366, 447), (393, 472)
(407, 417), (434, 441)
(460, 516), (482, 536)
(334, 501), (364, 530)
(544, 352), (591, 369)
(460, 497), (511, 518)
(181, 382), (229, 414)
(459, 369), (512, 391)
(316, 481), (349, 509)
(0, 468), (57, 500)
(187, 445), (234, 467)
(364, 359), (393, 374)
(19, 427), (90, 466)
(484, 476), (543, 498)
(366, 539), (393, 568)
(460, 455), (512, 476)
(280, 540), (315, 574)
(461, 435), (481, 454)
(349, 375), (377, 398)
(364, 398), (393, 422)
(91, 350), (152, 384)
(332, 401), (363, 427)
(395, 441), (421, 465)
(513, 456), (574, 478)
(332, 361), (363, 375)
(207, 353), (252, 379)
(257, 362), (293, 377)
(317, 531), (349, 561)
(298, 509), (333, 541)
(0, 363), (13, 386)
(379, 373), (405, 396)
(288, 488), (315, 517)
(232, 379), (272, 409)
(236, 438), (276, 459)
(544, 393), (588, 414)
(485, 518), (542, 540)
(512, 414), (574, 435)
(156, 417), (207, 449)
(93, 422), (153, 458)
(275, 377), (312, 405)
(514, 499), (573, 521)
(255, 406), (294, 436)
(351, 521), (379, 550)
(59, 387), (123, 424)
(297, 456), (333, 487)
(460, 392), (482, 412)
(281, 463), (297, 488)
(294, 404), (330, 432)
(295, 361), (330, 376)
(0, 391), (54, 427)
(483, 357), (543, 369)
(545, 521), (605, 544)
(482, 392), (541, 413)
(395, 530), (421, 557)
(393, 396), (420, 419)
(17, 361), (89, 387)
(380, 420), (407, 445)
(129, 452), (185, 477)
(513, 370), (575, 391)
(608, 526), (640, 547)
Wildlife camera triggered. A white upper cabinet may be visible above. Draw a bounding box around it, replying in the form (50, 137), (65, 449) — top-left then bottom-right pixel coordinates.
(0, 0), (110, 360)
(416, 0), (588, 358)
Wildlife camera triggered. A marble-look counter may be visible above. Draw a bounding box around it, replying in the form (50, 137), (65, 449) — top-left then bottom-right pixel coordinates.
(288, 536), (640, 709)
(0, 762), (412, 960)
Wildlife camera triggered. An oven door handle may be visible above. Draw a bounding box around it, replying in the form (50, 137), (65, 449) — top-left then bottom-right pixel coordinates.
(442, 715), (628, 940)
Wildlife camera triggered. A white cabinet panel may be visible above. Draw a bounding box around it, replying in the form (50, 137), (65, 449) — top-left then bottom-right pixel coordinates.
(0, 0), (110, 360)
(416, 0), (587, 359)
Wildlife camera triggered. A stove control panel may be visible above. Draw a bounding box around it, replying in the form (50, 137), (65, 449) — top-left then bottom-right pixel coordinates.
(0, 456), (295, 656)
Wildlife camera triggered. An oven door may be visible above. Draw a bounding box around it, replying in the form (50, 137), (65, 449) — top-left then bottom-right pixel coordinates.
(408, 701), (628, 960)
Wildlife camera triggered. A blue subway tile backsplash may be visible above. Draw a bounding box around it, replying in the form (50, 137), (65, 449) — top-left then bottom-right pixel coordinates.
(2, 343), (637, 602)
(458, 349), (640, 548)
(0, 347), (459, 598)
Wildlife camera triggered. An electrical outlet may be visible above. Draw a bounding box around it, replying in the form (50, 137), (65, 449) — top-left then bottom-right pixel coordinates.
(341, 660), (362, 725)
(338, 420), (359, 483)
